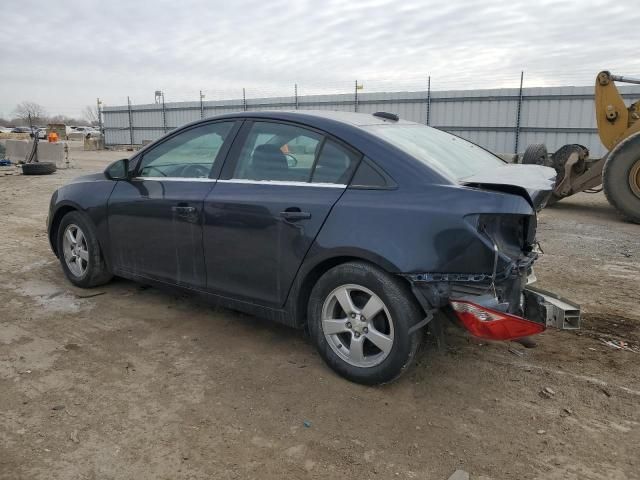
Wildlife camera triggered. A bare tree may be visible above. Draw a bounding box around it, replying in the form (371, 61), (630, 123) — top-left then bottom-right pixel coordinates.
(83, 105), (100, 126)
(12, 101), (47, 126)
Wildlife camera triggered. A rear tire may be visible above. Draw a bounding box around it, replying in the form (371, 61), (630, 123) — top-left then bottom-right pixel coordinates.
(307, 261), (423, 385)
(603, 132), (640, 224)
(56, 211), (113, 288)
(546, 144), (590, 207)
(522, 144), (548, 166)
(22, 162), (56, 175)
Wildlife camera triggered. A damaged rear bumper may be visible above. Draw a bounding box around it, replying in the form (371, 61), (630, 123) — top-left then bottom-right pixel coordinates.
(407, 269), (581, 341)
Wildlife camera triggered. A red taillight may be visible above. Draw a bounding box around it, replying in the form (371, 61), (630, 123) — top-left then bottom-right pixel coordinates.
(450, 300), (545, 340)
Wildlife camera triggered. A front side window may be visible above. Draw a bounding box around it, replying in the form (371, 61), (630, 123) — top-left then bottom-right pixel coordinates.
(365, 124), (505, 181)
(139, 122), (233, 178)
(232, 122), (322, 182)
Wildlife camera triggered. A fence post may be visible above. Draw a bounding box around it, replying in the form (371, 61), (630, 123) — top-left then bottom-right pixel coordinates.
(294, 84), (299, 110)
(96, 97), (103, 134)
(243, 88), (247, 111)
(426, 75), (431, 126)
(354, 80), (358, 112)
(514, 71), (524, 155)
(127, 96), (134, 146)
(200, 90), (205, 119)
(161, 93), (167, 133)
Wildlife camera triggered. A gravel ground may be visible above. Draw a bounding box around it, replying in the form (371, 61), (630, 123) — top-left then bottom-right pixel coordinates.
(1, 144), (639, 480)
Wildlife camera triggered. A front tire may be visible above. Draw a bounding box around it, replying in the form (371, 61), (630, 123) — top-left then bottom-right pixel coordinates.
(603, 132), (640, 224)
(307, 262), (423, 385)
(56, 211), (112, 288)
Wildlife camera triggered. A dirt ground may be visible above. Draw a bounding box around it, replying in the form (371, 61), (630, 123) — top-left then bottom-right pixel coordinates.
(1, 143), (639, 480)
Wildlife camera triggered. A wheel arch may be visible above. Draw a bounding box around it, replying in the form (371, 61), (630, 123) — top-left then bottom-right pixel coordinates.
(49, 203), (81, 257)
(287, 249), (416, 328)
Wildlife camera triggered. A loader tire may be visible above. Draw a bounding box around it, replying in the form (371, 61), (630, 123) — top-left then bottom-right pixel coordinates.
(22, 162), (57, 175)
(603, 132), (640, 224)
(522, 144), (548, 166)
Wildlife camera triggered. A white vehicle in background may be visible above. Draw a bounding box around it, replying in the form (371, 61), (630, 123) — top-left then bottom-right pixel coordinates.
(64, 126), (101, 139)
(72, 126), (101, 137)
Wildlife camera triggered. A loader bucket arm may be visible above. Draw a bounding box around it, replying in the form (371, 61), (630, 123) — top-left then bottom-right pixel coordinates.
(595, 71), (640, 150)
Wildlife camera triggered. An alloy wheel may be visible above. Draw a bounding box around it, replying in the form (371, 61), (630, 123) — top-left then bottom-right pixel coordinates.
(62, 224), (89, 278)
(321, 284), (395, 368)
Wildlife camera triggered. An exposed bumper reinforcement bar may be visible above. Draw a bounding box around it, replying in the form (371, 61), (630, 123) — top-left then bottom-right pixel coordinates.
(524, 285), (581, 330)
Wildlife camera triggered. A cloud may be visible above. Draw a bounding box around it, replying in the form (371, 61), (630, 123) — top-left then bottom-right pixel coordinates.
(0, 0), (638, 117)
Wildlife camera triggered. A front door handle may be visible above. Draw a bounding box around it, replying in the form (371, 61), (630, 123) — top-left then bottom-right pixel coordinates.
(280, 208), (311, 221)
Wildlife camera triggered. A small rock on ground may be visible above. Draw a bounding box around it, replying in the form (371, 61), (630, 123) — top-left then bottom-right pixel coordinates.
(448, 469), (470, 480)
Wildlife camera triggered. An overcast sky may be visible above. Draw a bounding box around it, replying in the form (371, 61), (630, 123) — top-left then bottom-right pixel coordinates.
(1, 0), (639, 119)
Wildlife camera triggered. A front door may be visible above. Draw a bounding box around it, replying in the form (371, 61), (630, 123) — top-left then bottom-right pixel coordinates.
(107, 121), (238, 288)
(202, 120), (361, 307)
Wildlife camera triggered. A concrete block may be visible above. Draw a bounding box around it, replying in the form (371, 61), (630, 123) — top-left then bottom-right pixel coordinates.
(5, 139), (66, 166)
(5, 139), (29, 161)
(84, 137), (104, 151)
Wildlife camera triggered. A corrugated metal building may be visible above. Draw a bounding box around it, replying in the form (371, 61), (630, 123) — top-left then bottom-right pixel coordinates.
(102, 85), (640, 157)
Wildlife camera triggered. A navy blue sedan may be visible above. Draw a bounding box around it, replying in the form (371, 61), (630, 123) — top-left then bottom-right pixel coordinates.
(47, 110), (563, 384)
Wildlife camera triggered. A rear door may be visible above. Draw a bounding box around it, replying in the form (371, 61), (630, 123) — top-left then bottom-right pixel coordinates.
(202, 120), (361, 307)
(107, 121), (238, 288)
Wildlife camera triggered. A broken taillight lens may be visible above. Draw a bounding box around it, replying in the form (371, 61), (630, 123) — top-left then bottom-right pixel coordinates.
(450, 300), (545, 340)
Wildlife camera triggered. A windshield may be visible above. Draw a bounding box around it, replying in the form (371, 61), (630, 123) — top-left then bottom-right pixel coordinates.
(366, 124), (505, 181)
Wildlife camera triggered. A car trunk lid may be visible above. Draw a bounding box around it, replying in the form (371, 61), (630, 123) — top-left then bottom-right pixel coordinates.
(460, 164), (557, 211)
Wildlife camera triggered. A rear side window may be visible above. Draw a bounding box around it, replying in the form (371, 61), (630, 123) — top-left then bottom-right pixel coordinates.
(350, 157), (390, 188)
(232, 122), (322, 182)
(311, 140), (359, 184)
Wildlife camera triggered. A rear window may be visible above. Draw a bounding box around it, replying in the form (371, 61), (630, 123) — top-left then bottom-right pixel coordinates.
(365, 124), (505, 181)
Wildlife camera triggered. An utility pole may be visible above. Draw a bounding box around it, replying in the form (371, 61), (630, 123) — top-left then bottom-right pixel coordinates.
(242, 88), (247, 111)
(199, 90), (205, 118)
(294, 84), (299, 110)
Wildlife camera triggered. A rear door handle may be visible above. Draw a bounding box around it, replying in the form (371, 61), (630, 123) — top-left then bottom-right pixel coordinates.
(171, 205), (197, 215)
(280, 208), (311, 221)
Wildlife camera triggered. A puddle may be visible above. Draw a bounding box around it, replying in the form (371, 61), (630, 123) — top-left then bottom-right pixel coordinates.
(12, 280), (89, 314)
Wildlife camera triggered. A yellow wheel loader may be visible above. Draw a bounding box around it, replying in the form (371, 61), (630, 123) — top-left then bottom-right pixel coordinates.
(522, 71), (640, 223)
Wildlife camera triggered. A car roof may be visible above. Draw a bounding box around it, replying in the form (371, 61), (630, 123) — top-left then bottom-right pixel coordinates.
(215, 110), (417, 128)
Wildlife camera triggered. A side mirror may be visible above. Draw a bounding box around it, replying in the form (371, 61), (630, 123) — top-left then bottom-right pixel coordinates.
(105, 158), (130, 180)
